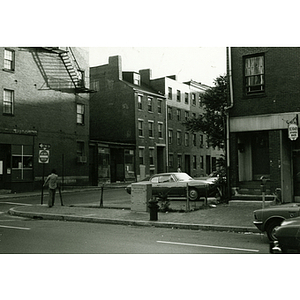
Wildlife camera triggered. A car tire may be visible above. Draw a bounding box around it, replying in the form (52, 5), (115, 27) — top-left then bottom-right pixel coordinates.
(266, 219), (283, 241)
(188, 188), (198, 201)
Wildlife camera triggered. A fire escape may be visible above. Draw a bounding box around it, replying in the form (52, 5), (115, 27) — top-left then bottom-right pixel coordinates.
(30, 47), (94, 93)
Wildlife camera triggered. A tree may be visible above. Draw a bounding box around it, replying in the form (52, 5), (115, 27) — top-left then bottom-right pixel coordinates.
(184, 75), (228, 149)
(184, 75), (228, 200)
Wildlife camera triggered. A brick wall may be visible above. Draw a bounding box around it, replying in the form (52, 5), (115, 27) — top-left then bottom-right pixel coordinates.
(230, 47), (300, 117)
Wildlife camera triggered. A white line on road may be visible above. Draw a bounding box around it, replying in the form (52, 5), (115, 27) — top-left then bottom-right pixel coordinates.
(157, 240), (259, 253)
(0, 225), (31, 230)
(0, 202), (32, 206)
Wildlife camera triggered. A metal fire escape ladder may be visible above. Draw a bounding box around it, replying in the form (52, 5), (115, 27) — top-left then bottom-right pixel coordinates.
(59, 47), (83, 89)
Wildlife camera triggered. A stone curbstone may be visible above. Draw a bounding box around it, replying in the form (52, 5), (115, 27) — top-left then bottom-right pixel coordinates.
(8, 207), (260, 234)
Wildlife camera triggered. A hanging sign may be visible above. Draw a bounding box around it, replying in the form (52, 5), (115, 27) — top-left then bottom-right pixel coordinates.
(288, 123), (298, 141)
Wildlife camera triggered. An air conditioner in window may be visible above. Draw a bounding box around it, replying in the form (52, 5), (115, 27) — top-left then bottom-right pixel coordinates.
(77, 156), (87, 163)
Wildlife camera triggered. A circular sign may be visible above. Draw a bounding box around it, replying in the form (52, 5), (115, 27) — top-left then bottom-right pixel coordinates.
(39, 150), (49, 163)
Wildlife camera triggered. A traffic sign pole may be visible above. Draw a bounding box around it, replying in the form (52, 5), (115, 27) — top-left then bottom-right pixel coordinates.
(41, 163), (45, 205)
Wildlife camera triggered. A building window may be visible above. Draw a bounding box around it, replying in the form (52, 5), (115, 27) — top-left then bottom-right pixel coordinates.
(192, 93), (196, 105)
(199, 94), (203, 107)
(138, 120), (144, 137)
(168, 129), (173, 144)
(12, 145), (33, 181)
(90, 80), (99, 91)
(185, 93), (189, 104)
(200, 155), (204, 169)
(177, 155), (182, 169)
(148, 121), (154, 138)
(149, 148), (154, 165)
(176, 109), (181, 121)
(200, 134), (204, 147)
(193, 156), (197, 169)
(3, 89), (14, 115)
(192, 133), (197, 146)
(157, 99), (162, 113)
(169, 153), (174, 168)
(168, 106), (172, 119)
(212, 157), (217, 172)
(168, 87), (172, 100)
(158, 122), (163, 138)
(134, 73), (140, 85)
(77, 104), (85, 125)
(139, 148), (144, 165)
(77, 141), (85, 157)
(148, 97), (153, 112)
(185, 111), (189, 121)
(138, 95), (143, 110)
(244, 54), (264, 94)
(185, 132), (189, 147)
(177, 90), (181, 102)
(4, 49), (15, 71)
(177, 131), (182, 145)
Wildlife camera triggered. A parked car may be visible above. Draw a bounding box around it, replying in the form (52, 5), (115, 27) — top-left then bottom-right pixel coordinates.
(270, 217), (300, 253)
(253, 203), (300, 241)
(125, 172), (217, 201)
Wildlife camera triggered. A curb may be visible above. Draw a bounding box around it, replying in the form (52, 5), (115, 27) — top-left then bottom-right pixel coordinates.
(0, 186), (127, 200)
(8, 207), (260, 234)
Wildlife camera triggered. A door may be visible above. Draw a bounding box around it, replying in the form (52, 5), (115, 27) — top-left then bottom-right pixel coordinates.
(157, 146), (165, 173)
(185, 155), (190, 175)
(293, 150), (300, 200)
(110, 148), (125, 182)
(0, 144), (11, 190)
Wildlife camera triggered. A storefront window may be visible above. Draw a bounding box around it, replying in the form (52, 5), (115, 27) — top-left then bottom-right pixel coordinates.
(11, 145), (33, 181)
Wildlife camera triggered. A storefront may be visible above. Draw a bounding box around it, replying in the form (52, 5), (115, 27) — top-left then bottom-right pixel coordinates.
(230, 112), (300, 203)
(90, 141), (136, 185)
(0, 129), (36, 192)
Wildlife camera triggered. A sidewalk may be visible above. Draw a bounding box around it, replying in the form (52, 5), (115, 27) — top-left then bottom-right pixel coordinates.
(4, 186), (266, 234)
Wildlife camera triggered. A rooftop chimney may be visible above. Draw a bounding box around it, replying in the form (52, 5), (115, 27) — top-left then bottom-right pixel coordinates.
(139, 69), (152, 86)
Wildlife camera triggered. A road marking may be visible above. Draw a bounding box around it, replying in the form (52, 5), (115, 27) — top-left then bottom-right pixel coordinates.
(0, 202), (32, 206)
(0, 225), (31, 230)
(156, 240), (259, 253)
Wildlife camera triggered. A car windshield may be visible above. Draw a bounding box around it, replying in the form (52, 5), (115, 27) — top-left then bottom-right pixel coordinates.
(174, 173), (193, 181)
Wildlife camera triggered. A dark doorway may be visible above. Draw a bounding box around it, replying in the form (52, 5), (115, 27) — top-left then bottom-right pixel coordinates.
(157, 146), (165, 173)
(185, 155), (191, 175)
(206, 155), (211, 175)
(293, 150), (300, 197)
(110, 148), (125, 182)
(251, 132), (270, 180)
(0, 144), (11, 190)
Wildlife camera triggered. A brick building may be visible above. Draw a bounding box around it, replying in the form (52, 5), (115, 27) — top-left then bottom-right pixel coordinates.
(90, 56), (166, 183)
(0, 47), (91, 192)
(228, 47), (300, 202)
(151, 76), (223, 177)
(90, 55), (223, 184)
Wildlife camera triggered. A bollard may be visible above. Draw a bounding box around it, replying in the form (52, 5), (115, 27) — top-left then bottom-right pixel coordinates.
(148, 198), (159, 221)
(100, 184), (104, 208)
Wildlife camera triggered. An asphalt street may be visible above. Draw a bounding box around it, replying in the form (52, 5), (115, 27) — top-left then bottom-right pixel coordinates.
(0, 217), (268, 253)
(0, 188), (270, 253)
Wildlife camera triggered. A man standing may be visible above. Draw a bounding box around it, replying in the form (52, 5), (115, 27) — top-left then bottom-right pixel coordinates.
(43, 169), (58, 207)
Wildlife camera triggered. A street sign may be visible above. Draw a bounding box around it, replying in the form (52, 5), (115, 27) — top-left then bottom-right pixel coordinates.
(289, 123), (298, 141)
(39, 143), (51, 150)
(39, 149), (50, 163)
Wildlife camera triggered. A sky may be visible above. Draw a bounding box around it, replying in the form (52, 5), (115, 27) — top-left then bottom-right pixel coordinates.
(89, 47), (226, 86)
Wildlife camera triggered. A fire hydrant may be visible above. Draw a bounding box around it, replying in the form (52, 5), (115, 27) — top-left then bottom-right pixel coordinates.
(148, 198), (159, 221)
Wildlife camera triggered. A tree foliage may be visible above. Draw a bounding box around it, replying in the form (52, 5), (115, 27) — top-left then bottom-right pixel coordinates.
(184, 75), (228, 149)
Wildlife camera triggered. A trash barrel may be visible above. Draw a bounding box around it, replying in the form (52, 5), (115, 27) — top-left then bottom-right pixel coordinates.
(148, 198), (159, 221)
